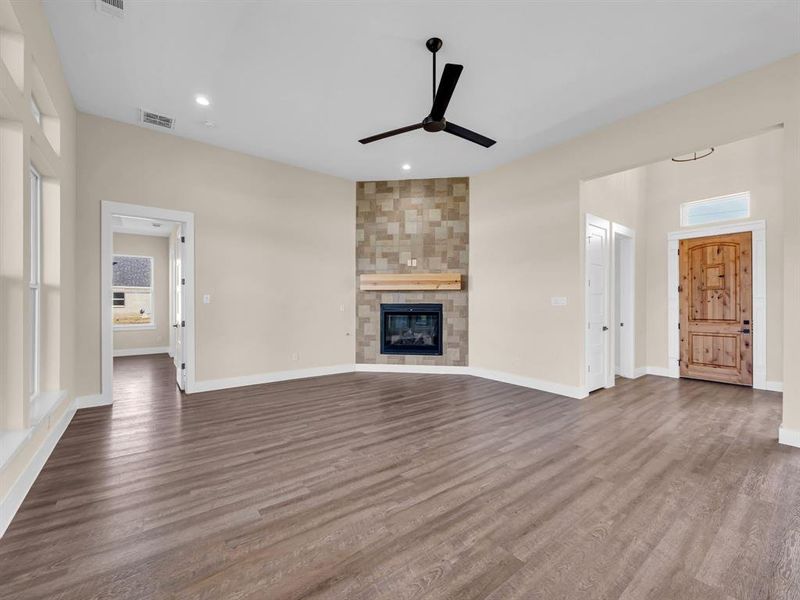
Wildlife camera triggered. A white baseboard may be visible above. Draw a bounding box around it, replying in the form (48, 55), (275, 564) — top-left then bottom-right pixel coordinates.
(468, 367), (588, 399)
(766, 381), (784, 393)
(645, 366), (675, 378)
(0, 400), (76, 538)
(192, 364), (355, 393)
(74, 394), (111, 409)
(778, 425), (800, 449)
(632, 366), (647, 378)
(354, 363), (469, 375)
(113, 346), (170, 357)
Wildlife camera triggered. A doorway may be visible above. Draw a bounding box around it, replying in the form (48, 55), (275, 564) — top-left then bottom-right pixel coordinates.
(612, 224), (635, 380)
(679, 231), (753, 385)
(101, 201), (196, 404)
(667, 220), (766, 388)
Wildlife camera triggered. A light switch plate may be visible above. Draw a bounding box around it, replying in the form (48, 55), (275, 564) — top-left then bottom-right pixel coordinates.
(551, 296), (567, 306)
(203, 294), (211, 304)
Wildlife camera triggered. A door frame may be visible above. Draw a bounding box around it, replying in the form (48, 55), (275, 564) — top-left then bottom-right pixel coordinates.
(611, 223), (636, 380)
(667, 220), (766, 389)
(101, 201), (196, 404)
(585, 213), (612, 391)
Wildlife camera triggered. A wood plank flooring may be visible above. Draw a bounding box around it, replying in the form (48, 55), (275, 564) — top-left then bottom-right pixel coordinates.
(1, 354), (799, 599)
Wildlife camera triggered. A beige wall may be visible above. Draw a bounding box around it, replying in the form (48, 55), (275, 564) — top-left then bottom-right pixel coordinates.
(76, 114), (355, 393)
(471, 54), (799, 431)
(0, 0), (77, 514)
(112, 233), (170, 352)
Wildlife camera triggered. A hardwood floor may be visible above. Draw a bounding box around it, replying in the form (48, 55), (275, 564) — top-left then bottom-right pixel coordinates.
(1, 355), (799, 599)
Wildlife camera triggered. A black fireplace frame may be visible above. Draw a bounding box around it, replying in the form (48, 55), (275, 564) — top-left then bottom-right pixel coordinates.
(380, 303), (443, 356)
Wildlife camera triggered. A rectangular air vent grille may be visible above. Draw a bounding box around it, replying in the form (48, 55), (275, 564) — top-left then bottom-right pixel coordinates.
(96, 0), (124, 17)
(140, 110), (175, 130)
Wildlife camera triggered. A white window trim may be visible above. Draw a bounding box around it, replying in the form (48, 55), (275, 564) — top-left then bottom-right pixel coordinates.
(680, 191), (750, 228)
(112, 254), (156, 331)
(29, 167), (41, 399)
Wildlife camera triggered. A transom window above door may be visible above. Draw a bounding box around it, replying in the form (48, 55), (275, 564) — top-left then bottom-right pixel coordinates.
(112, 254), (154, 328)
(680, 192), (750, 227)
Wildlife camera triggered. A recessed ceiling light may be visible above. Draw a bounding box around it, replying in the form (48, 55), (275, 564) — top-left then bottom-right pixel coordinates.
(195, 94), (210, 107)
(401, 164), (411, 171)
(151, 222), (162, 228)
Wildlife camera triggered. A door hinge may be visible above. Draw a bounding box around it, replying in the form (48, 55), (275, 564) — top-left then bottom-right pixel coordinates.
(588, 365), (591, 373)
(678, 323), (680, 330)
(181, 362), (186, 370)
(180, 236), (185, 243)
(181, 277), (186, 285)
(181, 320), (185, 327)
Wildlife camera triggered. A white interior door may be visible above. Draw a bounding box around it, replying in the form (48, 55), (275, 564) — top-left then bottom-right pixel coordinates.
(174, 224), (186, 390)
(586, 216), (609, 392)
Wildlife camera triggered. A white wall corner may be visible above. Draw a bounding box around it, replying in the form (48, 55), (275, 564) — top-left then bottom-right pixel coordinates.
(632, 366), (648, 378)
(0, 402), (76, 538)
(765, 381), (784, 393)
(74, 393), (112, 409)
(778, 425), (800, 449)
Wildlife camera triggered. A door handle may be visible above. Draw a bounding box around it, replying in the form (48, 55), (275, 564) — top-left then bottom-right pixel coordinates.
(172, 323), (179, 328)
(739, 328), (750, 334)
(602, 326), (609, 331)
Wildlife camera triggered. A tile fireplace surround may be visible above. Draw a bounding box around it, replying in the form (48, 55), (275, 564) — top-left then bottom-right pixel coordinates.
(356, 177), (468, 366)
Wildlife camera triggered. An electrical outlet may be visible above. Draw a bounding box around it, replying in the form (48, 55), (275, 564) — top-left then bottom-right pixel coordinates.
(551, 297), (567, 306)
(291, 352), (299, 361)
(203, 294), (211, 304)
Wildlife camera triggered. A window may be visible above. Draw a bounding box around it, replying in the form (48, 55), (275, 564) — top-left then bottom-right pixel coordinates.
(681, 192), (750, 227)
(31, 96), (41, 124)
(30, 167), (41, 397)
(112, 255), (154, 328)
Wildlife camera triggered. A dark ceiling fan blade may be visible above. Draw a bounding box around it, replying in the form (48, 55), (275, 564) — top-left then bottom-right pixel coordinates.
(444, 121), (496, 148)
(429, 63), (463, 121)
(359, 122), (423, 144)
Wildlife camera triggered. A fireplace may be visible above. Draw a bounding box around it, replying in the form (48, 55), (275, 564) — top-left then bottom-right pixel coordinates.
(380, 304), (443, 356)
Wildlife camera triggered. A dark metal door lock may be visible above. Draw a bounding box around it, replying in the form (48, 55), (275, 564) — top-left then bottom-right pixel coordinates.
(740, 328), (750, 334)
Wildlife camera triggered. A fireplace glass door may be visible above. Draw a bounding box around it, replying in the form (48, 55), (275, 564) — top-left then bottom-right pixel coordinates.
(380, 304), (443, 356)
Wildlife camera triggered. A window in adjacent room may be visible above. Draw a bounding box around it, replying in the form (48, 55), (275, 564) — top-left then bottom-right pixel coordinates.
(29, 167), (41, 397)
(680, 192), (750, 227)
(31, 95), (41, 124)
(112, 254), (154, 328)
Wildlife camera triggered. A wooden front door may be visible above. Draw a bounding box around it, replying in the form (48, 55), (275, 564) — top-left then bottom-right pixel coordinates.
(679, 232), (752, 385)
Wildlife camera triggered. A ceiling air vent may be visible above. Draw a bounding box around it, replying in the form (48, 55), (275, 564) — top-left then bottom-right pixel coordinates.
(140, 109), (175, 130)
(95, 0), (124, 18)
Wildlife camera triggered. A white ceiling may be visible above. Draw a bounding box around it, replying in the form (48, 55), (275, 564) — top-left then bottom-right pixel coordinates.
(44, 1), (799, 181)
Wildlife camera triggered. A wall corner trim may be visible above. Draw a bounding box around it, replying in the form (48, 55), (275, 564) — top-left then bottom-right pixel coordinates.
(75, 394), (112, 409)
(778, 425), (800, 449)
(0, 402), (76, 539)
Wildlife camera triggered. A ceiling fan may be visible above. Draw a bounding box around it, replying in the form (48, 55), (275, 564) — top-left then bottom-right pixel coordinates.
(358, 37), (496, 148)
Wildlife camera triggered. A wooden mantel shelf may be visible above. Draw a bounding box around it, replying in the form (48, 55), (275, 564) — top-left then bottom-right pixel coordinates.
(359, 273), (462, 291)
